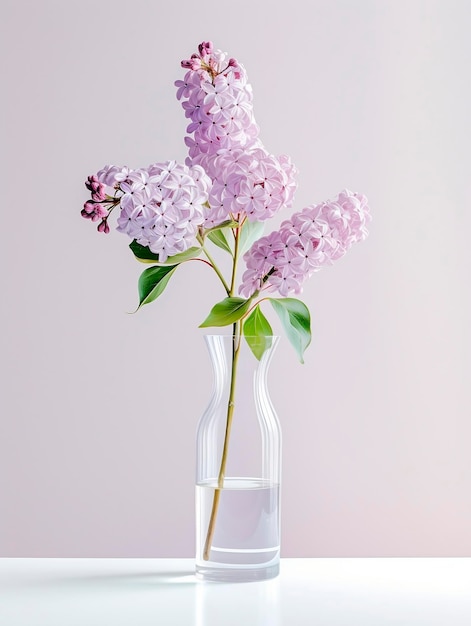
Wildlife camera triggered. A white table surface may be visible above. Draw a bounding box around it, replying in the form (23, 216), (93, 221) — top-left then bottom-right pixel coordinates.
(1, 558), (470, 625)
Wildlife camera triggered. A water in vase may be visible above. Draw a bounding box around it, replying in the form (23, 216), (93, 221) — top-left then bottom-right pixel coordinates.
(196, 478), (280, 581)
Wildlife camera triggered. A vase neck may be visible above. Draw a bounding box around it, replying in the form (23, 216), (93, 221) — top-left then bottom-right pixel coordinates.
(204, 334), (279, 384)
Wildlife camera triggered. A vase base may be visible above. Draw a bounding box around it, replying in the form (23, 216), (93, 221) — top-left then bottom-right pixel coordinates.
(195, 562), (279, 583)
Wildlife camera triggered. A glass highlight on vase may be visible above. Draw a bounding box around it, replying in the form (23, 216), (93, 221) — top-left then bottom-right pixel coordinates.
(196, 335), (281, 582)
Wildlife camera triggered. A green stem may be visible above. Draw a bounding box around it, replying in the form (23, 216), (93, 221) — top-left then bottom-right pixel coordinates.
(202, 224), (243, 561)
(229, 224), (241, 295)
(203, 322), (242, 561)
(197, 234), (231, 295)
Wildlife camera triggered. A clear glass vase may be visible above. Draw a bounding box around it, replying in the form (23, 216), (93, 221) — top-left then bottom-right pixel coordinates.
(196, 334), (281, 582)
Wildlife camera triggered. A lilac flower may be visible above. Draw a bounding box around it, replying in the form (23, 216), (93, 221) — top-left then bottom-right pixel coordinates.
(82, 42), (370, 319)
(236, 180), (266, 217)
(240, 189), (371, 298)
(176, 42), (298, 226)
(83, 160), (212, 261)
(239, 231), (284, 298)
(96, 165), (122, 187)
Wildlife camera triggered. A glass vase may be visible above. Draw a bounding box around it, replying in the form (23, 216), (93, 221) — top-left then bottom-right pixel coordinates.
(195, 334), (281, 582)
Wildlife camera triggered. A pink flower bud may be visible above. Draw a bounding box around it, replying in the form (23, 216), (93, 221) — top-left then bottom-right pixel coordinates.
(228, 58), (238, 67)
(83, 201), (95, 215)
(181, 59), (193, 69)
(85, 175), (99, 192)
(82, 200), (108, 223)
(97, 219), (110, 234)
(197, 41), (213, 60)
(91, 183), (106, 202)
(95, 204), (108, 219)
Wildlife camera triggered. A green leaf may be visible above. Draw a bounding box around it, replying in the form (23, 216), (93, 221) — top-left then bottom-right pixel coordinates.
(207, 229), (233, 255)
(164, 247), (202, 264)
(206, 219), (239, 232)
(200, 297), (251, 328)
(269, 298), (311, 363)
(130, 240), (160, 263)
(137, 265), (178, 309)
(130, 240), (201, 265)
(239, 220), (265, 256)
(243, 305), (273, 360)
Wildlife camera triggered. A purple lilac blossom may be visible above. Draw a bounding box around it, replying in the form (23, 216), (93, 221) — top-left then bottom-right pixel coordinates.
(240, 189), (371, 297)
(81, 42), (371, 292)
(82, 161), (211, 262)
(176, 42), (298, 226)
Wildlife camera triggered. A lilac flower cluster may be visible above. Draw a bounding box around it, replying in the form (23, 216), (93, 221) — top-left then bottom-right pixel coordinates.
(240, 189), (371, 297)
(81, 41), (371, 302)
(176, 42), (297, 226)
(82, 161), (211, 261)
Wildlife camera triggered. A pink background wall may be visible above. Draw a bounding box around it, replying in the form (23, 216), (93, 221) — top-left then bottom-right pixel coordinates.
(1, 0), (470, 557)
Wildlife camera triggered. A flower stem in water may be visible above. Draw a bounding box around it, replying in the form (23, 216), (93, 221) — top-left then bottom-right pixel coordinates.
(203, 326), (241, 560)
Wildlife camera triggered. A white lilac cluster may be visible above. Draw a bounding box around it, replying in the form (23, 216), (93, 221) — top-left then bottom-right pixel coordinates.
(176, 41), (297, 226)
(240, 189), (371, 297)
(91, 161), (211, 262)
